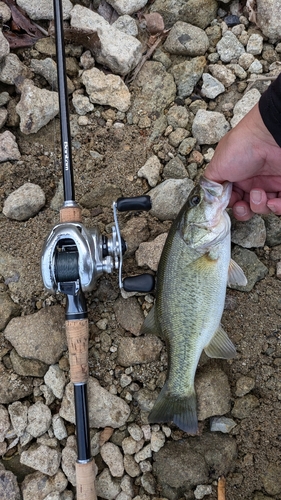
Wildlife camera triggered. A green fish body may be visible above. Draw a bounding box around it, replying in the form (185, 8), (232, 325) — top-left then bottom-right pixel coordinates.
(141, 177), (247, 434)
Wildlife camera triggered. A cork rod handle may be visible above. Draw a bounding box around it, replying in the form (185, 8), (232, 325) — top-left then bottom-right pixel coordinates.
(65, 319), (89, 384)
(76, 460), (97, 500)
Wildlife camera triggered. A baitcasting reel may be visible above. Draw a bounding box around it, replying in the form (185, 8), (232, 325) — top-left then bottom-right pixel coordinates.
(41, 195), (155, 299)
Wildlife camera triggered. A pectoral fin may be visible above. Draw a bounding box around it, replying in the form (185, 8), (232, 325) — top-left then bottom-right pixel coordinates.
(228, 259), (247, 286)
(204, 325), (236, 359)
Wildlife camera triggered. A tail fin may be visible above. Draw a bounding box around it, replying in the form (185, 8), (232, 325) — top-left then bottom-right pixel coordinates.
(148, 384), (198, 435)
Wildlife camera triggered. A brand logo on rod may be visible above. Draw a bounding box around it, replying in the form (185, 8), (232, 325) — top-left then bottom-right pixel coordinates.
(64, 142), (69, 170)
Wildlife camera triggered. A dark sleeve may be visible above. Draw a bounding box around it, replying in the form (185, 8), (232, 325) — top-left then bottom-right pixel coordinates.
(259, 73), (281, 147)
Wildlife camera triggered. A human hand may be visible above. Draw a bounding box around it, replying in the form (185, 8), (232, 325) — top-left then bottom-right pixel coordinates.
(204, 103), (281, 221)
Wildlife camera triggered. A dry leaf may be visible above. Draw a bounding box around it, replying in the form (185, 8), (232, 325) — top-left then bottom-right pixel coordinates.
(99, 427), (114, 447)
(2, 0), (45, 48)
(246, 0), (257, 24)
(49, 24), (101, 52)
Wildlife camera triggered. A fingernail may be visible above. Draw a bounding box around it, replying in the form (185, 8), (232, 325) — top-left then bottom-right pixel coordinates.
(267, 202), (277, 213)
(233, 206), (247, 217)
(251, 190), (262, 204)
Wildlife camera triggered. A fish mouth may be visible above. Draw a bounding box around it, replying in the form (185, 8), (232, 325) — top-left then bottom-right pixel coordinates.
(200, 177), (232, 209)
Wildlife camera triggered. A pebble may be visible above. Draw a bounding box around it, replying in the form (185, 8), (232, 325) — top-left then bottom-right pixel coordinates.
(31, 58), (74, 94)
(61, 437), (77, 486)
(192, 109), (230, 145)
(201, 73), (225, 99)
(101, 442), (125, 477)
(171, 56), (206, 99)
(231, 89), (261, 128)
(128, 423), (143, 441)
(8, 401), (28, 438)
(230, 246), (268, 292)
(3, 182), (45, 221)
(0, 466), (21, 500)
(262, 463), (281, 495)
(135, 444), (152, 463)
(0, 404), (9, 442)
(247, 33), (264, 55)
(114, 296), (144, 336)
(164, 21), (209, 56)
(150, 430), (165, 452)
(4, 306), (66, 365)
(17, 0), (72, 20)
(0, 53), (30, 85)
(20, 444), (61, 476)
(196, 366), (231, 421)
(210, 416), (237, 433)
(72, 91), (94, 115)
(0, 363), (33, 404)
(148, 178), (194, 221)
(82, 67), (131, 112)
(231, 214), (266, 248)
(44, 364), (67, 400)
(52, 414), (68, 441)
(0, 130), (20, 162)
(163, 156), (188, 179)
(235, 375), (255, 397)
(124, 454), (141, 477)
(117, 336), (162, 367)
(26, 401), (52, 438)
(232, 394), (260, 419)
(208, 64), (236, 87)
(137, 155), (161, 187)
(135, 233), (167, 271)
(21, 470), (68, 500)
(0, 290), (20, 331)
(96, 468), (121, 500)
(16, 80), (59, 134)
(217, 30), (245, 62)
(112, 15), (139, 37)
(194, 485), (213, 499)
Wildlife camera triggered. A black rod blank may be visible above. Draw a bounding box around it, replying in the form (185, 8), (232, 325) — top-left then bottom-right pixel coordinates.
(53, 0), (75, 202)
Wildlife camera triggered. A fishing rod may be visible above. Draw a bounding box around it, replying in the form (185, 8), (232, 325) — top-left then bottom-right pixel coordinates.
(41, 1), (154, 497)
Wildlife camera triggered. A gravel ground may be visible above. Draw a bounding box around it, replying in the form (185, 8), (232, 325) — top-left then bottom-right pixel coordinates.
(1, 1), (281, 499)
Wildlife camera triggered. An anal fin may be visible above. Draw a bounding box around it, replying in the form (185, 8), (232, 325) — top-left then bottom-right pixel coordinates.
(204, 324), (236, 359)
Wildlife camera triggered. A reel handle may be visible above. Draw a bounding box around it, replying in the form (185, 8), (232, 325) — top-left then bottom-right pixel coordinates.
(116, 196), (152, 212)
(123, 274), (155, 293)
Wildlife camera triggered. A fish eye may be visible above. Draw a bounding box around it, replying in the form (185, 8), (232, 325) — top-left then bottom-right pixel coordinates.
(190, 195), (201, 206)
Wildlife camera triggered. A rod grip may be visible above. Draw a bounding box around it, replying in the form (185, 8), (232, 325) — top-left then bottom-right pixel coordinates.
(66, 319), (89, 384)
(60, 206), (82, 222)
(76, 460), (97, 500)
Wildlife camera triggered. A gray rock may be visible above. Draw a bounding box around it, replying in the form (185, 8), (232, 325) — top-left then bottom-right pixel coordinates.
(130, 61), (176, 119)
(79, 183), (121, 208)
(230, 89), (261, 128)
(255, 0), (281, 43)
(201, 73), (225, 99)
(178, 137), (197, 156)
(61, 437), (77, 486)
(0, 53), (30, 85)
(8, 401), (28, 438)
(20, 444), (61, 476)
(194, 485), (213, 499)
(148, 178), (194, 221)
(117, 335), (163, 367)
(0, 2), (11, 23)
(123, 454), (141, 477)
(96, 468), (121, 500)
(171, 56), (206, 99)
(0, 131), (21, 162)
(210, 416), (237, 433)
(82, 68), (131, 112)
(30, 58), (74, 94)
(151, 429), (165, 452)
(3, 183), (45, 221)
(44, 364), (67, 399)
(248, 59), (263, 74)
(141, 472), (156, 494)
(164, 22), (209, 56)
(10, 348), (49, 377)
(196, 366), (231, 421)
(60, 377), (131, 428)
(231, 214), (266, 248)
(192, 110), (230, 145)
(135, 444), (152, 463)
(16, 0), (72, 20)
(153, 433), (236, 498)
(0, 107), (7, 129)
(127, 423), (143, 441)
(264, 213), (281, 246)
(70, 5), (142, 76)
(232, 394), (259, 419)
(0, 291), (20, 331)
(121, 217), (150, 256)
(247, 33), (264, 55)
(100, 442), (124, 477)
(168, 128), (190, 147)
(112, 15), (138, 36)
(114, 296), (144, 336)
(106, 0), (147, 15)
(72, 91), (94, 115)
(0, 466), (21, 500)
(217, 31), (245, 62)
(167, 105), (189, 129)
(151, 0), (218, 30)
(21, 470), (68, 500)
(134, 388), (159, 412)
(235, 375), (255, 397)
(208, 64), (236, 87)
(0, 362), (33, 404)
(52, 414), (68, 441)
(230, 246), (268, 292)
(137, 155), (161, 187)
(0, 404), (9, 442)
(262, 463), (281, 495)
(122, 436), (144, 455)
(16, 79), (59, 134)
(163, 156), (188, 179)
(0, 30), (9, 62)
(26, 401), (52, 438)
(135, 233), (167, 271)
(4, 305), (66, 365)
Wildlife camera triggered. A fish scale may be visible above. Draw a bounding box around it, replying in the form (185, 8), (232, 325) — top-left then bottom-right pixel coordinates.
(141, 177), (247, 434)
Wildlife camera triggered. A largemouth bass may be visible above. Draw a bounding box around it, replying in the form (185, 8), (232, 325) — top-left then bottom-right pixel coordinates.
(141, 176), (247, 434)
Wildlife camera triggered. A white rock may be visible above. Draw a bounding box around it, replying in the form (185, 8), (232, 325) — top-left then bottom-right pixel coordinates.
(0, 130), (20, 162)
(248, 59), (263, 74)
(72, 91), (94, 115)
(0, 2), (11, 23)
(246, 33), (263, 54)
(16, 0), (72, 20)
(3, 183), (45, 221)
(217, 31), (245, 62)
(192, 109), (230, 145)
(194, 484), (213, 499)
(150, 430), (165, 452)
(8, 401), (28, 438)
(52, 414), (68, 441)
(26, 401), (52, 438)
(134, 444), (152, 463)
(0, 405), (10, 442)
(231, 89), (261, 128)
(70, 5), (142, 75)
(20, 444), (61, 476)
(0, 53), (29, 85)
(122, 437), (144, 455)
(137, 155), (161, 187)
(106, 0), (148, 15)
(82, 67), (131, 112)
(127, 423), (143, 442)
(44, 364), (66, 400)
(135, 233), (167, 271)
(112, 15), (138, 36)
(201, 73), (225, 99)
(100, 442), (124, 477)
(148, 178), (194, 221)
